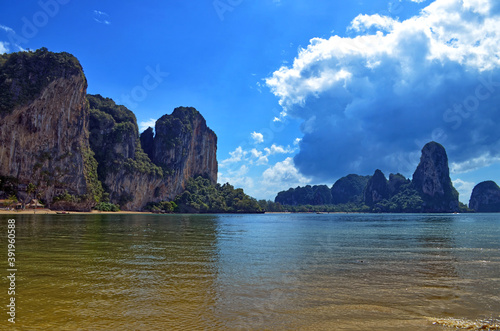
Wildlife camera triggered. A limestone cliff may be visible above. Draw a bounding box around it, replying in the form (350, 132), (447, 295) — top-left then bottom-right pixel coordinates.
(88, 100), (217, 210)
(87, 94), (164, 210)
(0, 49), (218, 211)
(469, 181), (500, 212)
(364, 170), (390, 206)
(152, 107), (218, 194)
(273, 142), (463, 213)
(412, 141), (459, 212)
(0, 49), (101, 210)
(140, 127), (154, 161)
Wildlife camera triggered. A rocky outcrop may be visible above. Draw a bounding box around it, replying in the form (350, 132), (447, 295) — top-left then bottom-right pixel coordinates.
(412, 141), (459, 212)
(0, 49), (218, 211)
(88, 100), (217, 210)
(364, 170), (390, 205)
(388, 173), (410, 196)
(469, 181), (500, 212)
(274, 142), (461, 213)
(0, 49), (101, 210)
(331, 174), (371, 204)
(140, 127), (154, 160)
(87, 94), (165, 210)
(153, 107), (218, 195)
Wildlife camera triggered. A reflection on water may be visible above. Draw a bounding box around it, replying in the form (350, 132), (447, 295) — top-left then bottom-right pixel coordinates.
(1, 213), (499, 330)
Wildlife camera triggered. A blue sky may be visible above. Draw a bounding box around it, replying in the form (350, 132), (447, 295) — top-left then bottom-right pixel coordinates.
(1, 0), (500, 204)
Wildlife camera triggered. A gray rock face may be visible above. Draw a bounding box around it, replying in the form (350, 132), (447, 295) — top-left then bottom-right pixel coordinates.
(153, 107), (218, 196)
(88, 103), (218, 210)
(0, 49), (218, 211)
(412, 141), (459, 212)
(0, 72), (100, 210)
(364, 169), (390, 205)
(469, 181), (500, 212)
(140, 127), (154, 160)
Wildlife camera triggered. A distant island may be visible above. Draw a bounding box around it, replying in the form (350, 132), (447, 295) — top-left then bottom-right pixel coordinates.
(1, 48), (499, 214)
(275, 141), (500, 213)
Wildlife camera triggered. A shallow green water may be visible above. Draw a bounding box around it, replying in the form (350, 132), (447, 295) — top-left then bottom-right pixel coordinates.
(1, 213), (499, 330)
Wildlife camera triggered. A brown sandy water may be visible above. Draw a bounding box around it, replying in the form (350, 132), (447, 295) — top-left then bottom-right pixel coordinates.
(1, 213), (499, 330)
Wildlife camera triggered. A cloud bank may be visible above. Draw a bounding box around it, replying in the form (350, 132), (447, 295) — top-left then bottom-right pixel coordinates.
(218, 138), (304, 199)
(266, 0), (500, 182)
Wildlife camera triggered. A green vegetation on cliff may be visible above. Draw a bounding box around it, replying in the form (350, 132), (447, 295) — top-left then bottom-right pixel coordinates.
(331, 174), (371, 204)
(146, 176), (263, 213)
(274, 142), (469, 213)
(0, 49), (218, 212)
(88, 94), (138, 132)
(469, 181), (500, 212)
(123, 149), (163, 177)
(81, 145), (104, 204)
(0, 48), (83, 114)
(154, 107), (199, 151)
(275, 185), (333, 205)
(87, 94), (163, 180)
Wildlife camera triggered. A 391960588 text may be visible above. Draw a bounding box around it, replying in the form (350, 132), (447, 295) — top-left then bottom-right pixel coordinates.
(7, 219), (16, 324)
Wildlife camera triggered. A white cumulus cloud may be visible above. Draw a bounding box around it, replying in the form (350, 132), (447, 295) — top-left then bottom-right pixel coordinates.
(218, 164), (254, 189)
(452, 178), (476, 204)
(266, 0), (500, 182)
(450, 153), (500, 174)
(139, 118), (156, 133)
(251, 131), (264, 144)
(349, 14), (397, 33)
(220, 146), (248, 168)
(261, 157), (311, 191)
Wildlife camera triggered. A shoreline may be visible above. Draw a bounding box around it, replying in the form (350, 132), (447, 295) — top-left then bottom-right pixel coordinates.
(0, 209), (153, 215)
(0, 210), (475, 216)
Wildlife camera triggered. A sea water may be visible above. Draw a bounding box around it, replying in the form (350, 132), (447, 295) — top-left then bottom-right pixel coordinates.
(1, 213), (499, 330)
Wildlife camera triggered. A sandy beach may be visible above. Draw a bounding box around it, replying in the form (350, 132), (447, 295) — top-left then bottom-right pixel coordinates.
(0, 209), (152, 215)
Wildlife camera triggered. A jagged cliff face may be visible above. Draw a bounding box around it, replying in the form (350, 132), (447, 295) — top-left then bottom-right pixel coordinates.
(140, 127), (154, 160)
(88, 100), (218, 210)
(152, 107), (218, 196)
(103, 171), (165, 210)
(87, 94), (164, 210)
(364, 169), (390, 205)
(469, 181), (500, 212)
(0, 50), (101, 209)
(412, 141), (459, 212)
(0, 49), (218, 211)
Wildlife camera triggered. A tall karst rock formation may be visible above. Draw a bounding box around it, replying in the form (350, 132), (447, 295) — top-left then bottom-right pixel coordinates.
(0, 49), (218, 211)
(364, 169), (390, 206)
(151, 107), (218, 195)
(88, 96), (218, 210)
(0, 48), (101, 209)
(412, 141), (459, 212)
(469, 181), (500, 212)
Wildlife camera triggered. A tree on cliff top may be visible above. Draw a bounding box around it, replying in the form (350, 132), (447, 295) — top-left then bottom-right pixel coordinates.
(0, 48), (83, 114)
